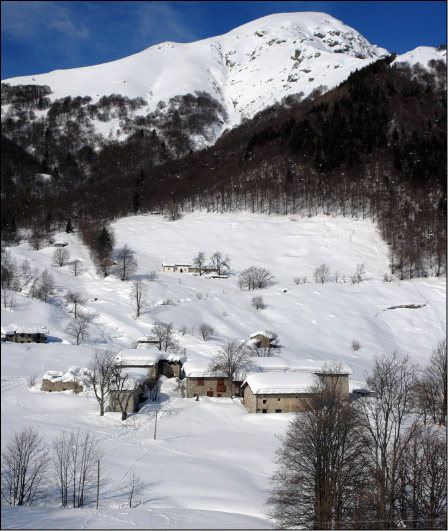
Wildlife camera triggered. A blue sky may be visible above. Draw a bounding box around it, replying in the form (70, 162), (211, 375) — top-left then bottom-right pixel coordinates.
(1, 1), (447, 80)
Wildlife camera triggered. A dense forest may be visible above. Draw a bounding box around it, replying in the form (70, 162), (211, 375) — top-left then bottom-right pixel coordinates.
(1, 55), (446, 278)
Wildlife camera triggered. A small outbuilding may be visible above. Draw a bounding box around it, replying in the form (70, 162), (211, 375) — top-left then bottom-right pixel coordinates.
(249, 331), (278, 349)
(109, 367), (151, 414)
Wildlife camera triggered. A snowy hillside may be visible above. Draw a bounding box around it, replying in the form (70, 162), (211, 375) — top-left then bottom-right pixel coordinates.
(1, 213), (445, 529)
(2, 12), (388, 139)
(393, 45), (447, 68)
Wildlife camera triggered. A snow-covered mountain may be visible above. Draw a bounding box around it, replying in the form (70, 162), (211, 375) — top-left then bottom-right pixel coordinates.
(2, 12), (391, 143)
(3, 12), (446, 151)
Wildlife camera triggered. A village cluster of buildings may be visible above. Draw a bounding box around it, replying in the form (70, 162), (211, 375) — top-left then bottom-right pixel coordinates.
(31, 327), (354, 415)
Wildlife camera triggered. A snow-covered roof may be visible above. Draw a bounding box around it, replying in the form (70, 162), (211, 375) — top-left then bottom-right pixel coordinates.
(249, 357), (297, 371)
(160, 352), (187, 364)
(243, 371), (318, 395)
(42, 366), (91, 386)
(250, 331), (277, 339)
(114, 348), (162, 367)
(2, 323), (49, 335)
(183, 359), (230, 378)
(162, 262), (191, 267)
(112, 367), (151, 390)
(251, 356), (351, 374)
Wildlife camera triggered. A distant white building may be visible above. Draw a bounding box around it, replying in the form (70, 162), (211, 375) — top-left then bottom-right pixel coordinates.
(161, 262), (218, 274)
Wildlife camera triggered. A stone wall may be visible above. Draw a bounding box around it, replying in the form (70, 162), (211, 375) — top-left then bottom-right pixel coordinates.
(186, 376), (240, 398)
(109, 389), (142, 413)
(41, 379), (83, 393)
(318, 373), (349, 400)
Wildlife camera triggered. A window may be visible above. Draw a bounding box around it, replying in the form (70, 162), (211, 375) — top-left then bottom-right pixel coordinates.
(262, 409), (267, 413)
(217, 393), (222, 398)
(197, 378), (204, 386)
(216, 384), (226, 392)
(276, 409), (282, 413)
(263, 399), (267, 404)
(217, 378), (225, 385)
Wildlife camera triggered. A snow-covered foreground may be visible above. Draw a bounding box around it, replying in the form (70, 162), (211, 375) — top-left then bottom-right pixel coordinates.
(1, 212), (445, 529)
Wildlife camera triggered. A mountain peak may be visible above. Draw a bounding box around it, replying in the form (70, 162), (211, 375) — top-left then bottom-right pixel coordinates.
(2, 11), (389, 144)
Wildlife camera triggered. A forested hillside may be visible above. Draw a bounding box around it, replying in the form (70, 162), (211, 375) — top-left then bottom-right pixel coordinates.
(1, 55), (446, 278)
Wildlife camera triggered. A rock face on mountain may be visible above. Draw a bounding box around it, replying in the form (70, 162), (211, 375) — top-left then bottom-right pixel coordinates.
(2, 12), (391, 148)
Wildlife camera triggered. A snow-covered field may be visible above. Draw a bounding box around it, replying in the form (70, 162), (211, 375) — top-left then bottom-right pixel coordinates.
(1, 212), (446, 529)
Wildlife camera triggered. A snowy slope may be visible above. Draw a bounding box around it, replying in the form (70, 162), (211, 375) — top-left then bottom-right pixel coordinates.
(392, 45), (447, 68)
(1, 213), (445, 528)
(2, 12), (388, 131)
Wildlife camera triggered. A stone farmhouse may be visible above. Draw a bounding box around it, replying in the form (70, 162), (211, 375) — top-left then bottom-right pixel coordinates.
(183, 359), (244, 398)
(240, 358), (351, 413)
(2, 324), (49, 343)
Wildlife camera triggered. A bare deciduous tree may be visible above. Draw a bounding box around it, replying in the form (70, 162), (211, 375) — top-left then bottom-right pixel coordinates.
(85, 348), (117, 416)
(209, 340), (252, 397)
(357, 352), (419, 530)
(123, 468), (144, 508)
(53, 430), (74, 507)
(1, 287), (15, 310)
(150, 322), (178, 352)
(351, 263), (366, 284)
(52, 247), (71, 267)
(209, 251), (231, 276)
(314, 263), (330, 284)
(1, 427), (49, 506)
(67, 430), (103, 507)
(38, 269), (55, 302)
(238, 266), (274, 290)
(130, 279), (148, 318)
(64, 290), (87, 319)
(110, 367), (140, 421)
(65, 312), (93, 345)
(416, 338), (447, 426)
(198, 323), (215, 341)
(398, 426), (447, 530)
(192, 251), (207, 276)
(115, 244), (138, 281)
(70, 259), (81, 277)
(251, 295), (265, 310)
(266, 378), (366, 529)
